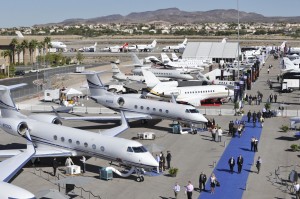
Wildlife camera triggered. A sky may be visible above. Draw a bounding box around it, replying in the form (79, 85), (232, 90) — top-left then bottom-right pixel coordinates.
(1, 0), (300, 28)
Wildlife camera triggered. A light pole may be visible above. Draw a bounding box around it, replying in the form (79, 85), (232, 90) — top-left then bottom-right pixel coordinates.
(237, 0), (240, 79)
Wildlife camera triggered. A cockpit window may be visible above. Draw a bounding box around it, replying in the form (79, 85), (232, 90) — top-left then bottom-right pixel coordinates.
(127, 147), (133, 152)
(132, 146), (148, 153)
(189, 109), (199, 113)
(185, 109), (190, 113)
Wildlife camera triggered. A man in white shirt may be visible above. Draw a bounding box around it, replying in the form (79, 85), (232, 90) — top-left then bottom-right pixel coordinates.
(294, 182), (300, 199)
(65, 157), (74, 167)
(173, 182), (180, 199)
(217, 127), (223, 142)
(156, 154), (160, 173)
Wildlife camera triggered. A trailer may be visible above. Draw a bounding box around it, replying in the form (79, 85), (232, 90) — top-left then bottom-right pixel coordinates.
(137, 132), (156, 140)
(44, 89), (60, 102)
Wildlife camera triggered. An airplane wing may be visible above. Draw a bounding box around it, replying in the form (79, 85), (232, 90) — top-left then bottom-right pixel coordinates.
(0, 136), (35, 182)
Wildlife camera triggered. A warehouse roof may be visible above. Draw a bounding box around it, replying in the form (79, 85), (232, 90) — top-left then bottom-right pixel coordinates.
(182, 42), (240, 59)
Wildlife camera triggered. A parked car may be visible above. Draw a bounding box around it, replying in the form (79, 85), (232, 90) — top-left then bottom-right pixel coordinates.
(15, 70), (25, 76)
(30, 69), (40, 73)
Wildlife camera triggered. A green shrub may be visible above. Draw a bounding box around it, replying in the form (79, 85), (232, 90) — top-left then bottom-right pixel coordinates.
(291, 144), (299, 152)
(280, 125), (289, 132)
(168, 167), (179, 177)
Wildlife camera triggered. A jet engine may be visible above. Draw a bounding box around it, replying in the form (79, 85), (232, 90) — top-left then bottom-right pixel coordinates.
(28, 114), (62, 125)
(0, 118), (28, 137)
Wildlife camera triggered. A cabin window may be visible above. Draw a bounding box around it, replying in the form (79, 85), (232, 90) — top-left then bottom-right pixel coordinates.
(166, 110), (169, 113)
(140, 106), (144, 110)
(76, 141), (80, 145)
(134, 105), (138, 109)
(153, 108), (156, 111)
(53, 135), (57, 140)
(61, 137), (65, 142)
(100, 146), (105, 152)
(84, 142), (88, 147)
(146, 107), (150, 110)
(68, 139), (72, 143)
(159, 109), (162, 112)
(92, 144), (96, 149)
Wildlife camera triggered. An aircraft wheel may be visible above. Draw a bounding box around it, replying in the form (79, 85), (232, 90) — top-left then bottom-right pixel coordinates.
(140, 176), (144, 182)
(136, 177), (141, 182)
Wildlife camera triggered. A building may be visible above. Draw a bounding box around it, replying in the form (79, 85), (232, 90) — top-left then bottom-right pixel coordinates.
(182, 42), (241, 63)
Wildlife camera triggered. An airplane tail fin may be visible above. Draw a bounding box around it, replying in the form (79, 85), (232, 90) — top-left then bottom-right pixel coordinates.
(131, 53), (143, 66)
(0, 83), (27, 117)
(111, 63), (122, 75)
(94, 42), (97, 47)
(182, 38), (188, 45)
(280, 41), (287, 52)
(142, 69), (160, 88)
(196, 72), (209, 82)
(15, 31), (24, 39)
(151, 40), (157, 48)
(283, 57), (296, 70)
(171, 53), (179, 61)
(161, 53), (171, 63)
(123, 43), (129, 48)
(80, 71), (107, 97)
(221, 38), (227, 43)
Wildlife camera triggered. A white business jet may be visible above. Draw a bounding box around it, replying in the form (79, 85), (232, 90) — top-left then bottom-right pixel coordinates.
(67, 71), (208, 125)
(0, 132), (36, 198)
(162, 38), (187, 52)
(79, 42), (97, 52)
(143, 70), (234, 106)
(0, 84), (158, 182)
(128, 40), (157, 52)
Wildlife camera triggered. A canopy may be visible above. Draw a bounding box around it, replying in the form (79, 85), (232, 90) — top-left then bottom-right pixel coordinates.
(61, 88), (83, 96)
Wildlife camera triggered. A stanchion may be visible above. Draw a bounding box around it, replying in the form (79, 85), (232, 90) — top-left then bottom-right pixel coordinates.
(213, 161), (216, 168)
(224, 141), (226, 147)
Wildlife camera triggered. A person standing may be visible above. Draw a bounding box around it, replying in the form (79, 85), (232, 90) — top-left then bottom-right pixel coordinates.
(156, 154), (160, 173)
(53, 158), (58, 176)
(274, 94), (278, 103)
(161, 153), (166, 171)
(256, 156), (262, 174)
(251, 137), (255, 151)
(185, 181), (194, 199)
(237, 155), (244, 173)
(65, 157), (74, 167)
(267, 68), (270, 74)
(166, 151), (172, 169)
(269, 94), (273, 103)
(212, 126), (217, 141)
(228, 156), (235, 174)
(254, 138), (259, 152)
(80, 156), (86, 173)
(217, 127), (223, 142)
(199, 172), (207, 192)
(247, 110), (251, 123)
(294, 181), (300, 199)
(252, 111), (257, 127)
(173, 182), (180, 199)
(210, 173), (217, 194)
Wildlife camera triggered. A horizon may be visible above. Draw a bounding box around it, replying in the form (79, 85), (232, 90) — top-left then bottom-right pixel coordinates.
(1, 0), (300, 28)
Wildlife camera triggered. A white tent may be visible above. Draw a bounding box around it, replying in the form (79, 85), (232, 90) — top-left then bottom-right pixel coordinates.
(61, 88), (83, 100)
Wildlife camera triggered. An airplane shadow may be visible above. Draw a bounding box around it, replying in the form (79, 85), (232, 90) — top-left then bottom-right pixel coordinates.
(240, 147), (252, 152)
(216, 168), (232, 173)
(0, 143), (26, 150)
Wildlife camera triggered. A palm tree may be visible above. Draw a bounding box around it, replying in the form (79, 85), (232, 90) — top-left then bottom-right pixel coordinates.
(16, 44), (22, 65)
(21, 39), (29, 65)
(1, 50), (12, 77)
(10, 38), (18, 65)
(37, 41), (45, 66)
(44, 36), (51, 53)
(76, 52), (84, 64)
(28, 39), (38, 65)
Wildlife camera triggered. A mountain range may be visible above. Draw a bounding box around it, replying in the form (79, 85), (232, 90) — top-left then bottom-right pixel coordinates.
(37, 8), (300, 26)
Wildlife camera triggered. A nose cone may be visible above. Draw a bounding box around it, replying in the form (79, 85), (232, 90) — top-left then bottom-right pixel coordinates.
(199, 113), (208, 123)
(229, 89), (234, 96)
(186, 75), (194, 80)
(145, 153), (159, 167)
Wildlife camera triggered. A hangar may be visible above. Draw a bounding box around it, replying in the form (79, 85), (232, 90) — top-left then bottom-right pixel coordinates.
(182, 42), (241, 63)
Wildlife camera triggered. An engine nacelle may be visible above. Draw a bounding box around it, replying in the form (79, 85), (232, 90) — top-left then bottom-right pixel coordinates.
(0, 118), (28, 137)
(28, 114), (62, 125)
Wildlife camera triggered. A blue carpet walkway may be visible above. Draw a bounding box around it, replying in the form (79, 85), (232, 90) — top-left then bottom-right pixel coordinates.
(199, 117), (263, 199)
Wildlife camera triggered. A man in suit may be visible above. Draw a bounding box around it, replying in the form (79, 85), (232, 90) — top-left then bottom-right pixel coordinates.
(247, 110), (251, 123)
(199, 172), (207, 192)
(237, 155), (244, 173)
(52, 158), (58, 176)
(228, 156), (235, 174)
(166, 151), (172, 169)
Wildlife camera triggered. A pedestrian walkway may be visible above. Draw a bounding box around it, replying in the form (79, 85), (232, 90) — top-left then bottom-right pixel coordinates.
(199, 116), (263, 199)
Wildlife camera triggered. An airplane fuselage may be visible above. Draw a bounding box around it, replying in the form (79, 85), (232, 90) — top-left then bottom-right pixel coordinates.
(132, 68), (194, 80)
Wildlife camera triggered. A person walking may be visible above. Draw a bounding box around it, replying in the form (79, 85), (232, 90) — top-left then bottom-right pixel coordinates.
(80, 156), (86, 173)
(166, 151), (172, 169)
(210, 173), (217, 194)
(217, 127), (223, 142)
(53, 158), (58, 176)
(173, 182), (180, 199)
(185, 181), (194, 199)
(274, 94), (278, 103)
(237, 155), (244, 174)
(238, 124), (243, 138)
(252, 111), (257, 127)
(247, 110), (251, 123)
(228, 156), (235, 174)
(256, 156), (262, 174)
(267, 68), (270, 74)
(199, 172), (207, 192)
(294, 181), (300, 199)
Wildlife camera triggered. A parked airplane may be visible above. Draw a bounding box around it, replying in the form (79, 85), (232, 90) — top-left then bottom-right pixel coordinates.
(0, 133), (36, 198)
(142, 70), (234, 106)
(128, 40), (157, 52)
(162, 38), (187, 52)
(102, 43), (129, 53)
(132, 67), (194, 80)
(79, 42), (97, 52)
(0, 84), (158, 182)
(171, 53), (212, 67)
(282, 57), (300, 72)
(68, 71), (208, 125)
(112, 63), (145, 82)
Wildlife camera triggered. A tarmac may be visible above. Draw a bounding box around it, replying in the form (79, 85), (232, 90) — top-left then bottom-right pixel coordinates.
(1, 55), (300, 199)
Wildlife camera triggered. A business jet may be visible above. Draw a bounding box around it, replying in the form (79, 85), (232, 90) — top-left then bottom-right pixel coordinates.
(171, 53), (212, 67)
(0, 133), (36, 198)
(162, 38), (187, 52)
(101, 43), (129, 53)
(196, 71), (235, 88)
(142, 70), (234, 106)
(0, 84), (158, 182)
(128, 40), (157, 52)
(79, 42), (97, 52)
(282, 57), (300, 72)
(67, 71), (208, 125)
